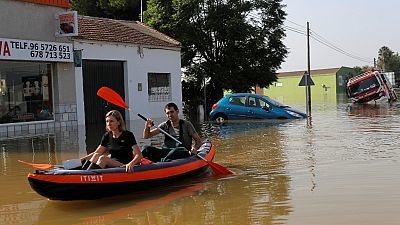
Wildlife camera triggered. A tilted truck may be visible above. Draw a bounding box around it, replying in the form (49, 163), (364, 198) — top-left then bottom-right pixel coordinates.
(346, 69), (397, 103)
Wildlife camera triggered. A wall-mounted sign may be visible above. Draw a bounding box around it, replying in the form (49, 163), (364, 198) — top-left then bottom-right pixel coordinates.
(0, 38), (73, 62)
(56, 11), (78, 37)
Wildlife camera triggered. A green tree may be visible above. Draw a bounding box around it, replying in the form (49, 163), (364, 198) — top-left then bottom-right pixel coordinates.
(145, 0), (288, 110)
(388, 54), (400, 73)
(71, 0), (145, 21)
(377, 46), (393, 71)
(377, 46), (400, 76)
(353, 65), (369, 75)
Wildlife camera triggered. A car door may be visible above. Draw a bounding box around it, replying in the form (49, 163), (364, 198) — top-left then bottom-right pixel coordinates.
(246, 96), (275, 119)
(226, 96), (248, 119)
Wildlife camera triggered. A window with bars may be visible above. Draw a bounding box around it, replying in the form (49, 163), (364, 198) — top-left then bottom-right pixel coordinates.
(148, 73), (171, 102)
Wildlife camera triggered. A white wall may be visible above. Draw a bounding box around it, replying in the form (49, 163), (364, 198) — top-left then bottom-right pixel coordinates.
(0, 0), (69, 42)
(385, 72), (395, 86)
(74, 66), (85, 125)
(74, 41), (182, 125)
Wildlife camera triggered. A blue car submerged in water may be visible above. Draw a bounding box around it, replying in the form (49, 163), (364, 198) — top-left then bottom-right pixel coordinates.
(209, 93), (307, 123)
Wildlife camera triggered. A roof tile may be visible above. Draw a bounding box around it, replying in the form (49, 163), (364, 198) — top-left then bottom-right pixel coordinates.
(75, 16), (181, 48)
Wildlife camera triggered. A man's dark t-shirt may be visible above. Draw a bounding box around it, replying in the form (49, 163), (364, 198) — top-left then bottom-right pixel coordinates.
(100, 130), (137, 164)
(159, 119), (197, 150)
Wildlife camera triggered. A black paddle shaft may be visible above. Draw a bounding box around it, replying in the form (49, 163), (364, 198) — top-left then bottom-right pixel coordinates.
(137, 113), (147, 121)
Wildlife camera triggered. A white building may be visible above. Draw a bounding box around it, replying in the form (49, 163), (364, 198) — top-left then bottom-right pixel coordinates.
(74, 15), (182, 127)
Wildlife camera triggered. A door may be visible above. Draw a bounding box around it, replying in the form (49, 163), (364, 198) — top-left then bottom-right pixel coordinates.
(246, 96), (274, 119)
(226, 95), (248, 119)
(82, 60), (125, 151)
(82, 60), (125, 149)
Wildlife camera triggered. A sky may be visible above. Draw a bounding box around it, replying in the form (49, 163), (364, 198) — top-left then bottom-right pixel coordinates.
(279, 0), (400, 72)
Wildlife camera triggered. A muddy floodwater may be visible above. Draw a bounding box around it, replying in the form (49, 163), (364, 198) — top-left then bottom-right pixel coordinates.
(1, 99), (400, 225)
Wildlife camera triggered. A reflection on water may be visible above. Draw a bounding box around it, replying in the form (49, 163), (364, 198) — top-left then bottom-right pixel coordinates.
(346, 103), (393, 117)
(0, 200), (46, 225)
(2, 100), (400, 224)
(36, 182), (208, 225)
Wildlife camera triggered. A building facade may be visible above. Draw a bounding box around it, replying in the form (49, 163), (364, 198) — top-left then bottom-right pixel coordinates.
(0, 0), (76, 138)
(74, 16), (182, 127)
(0, 0), (182, 138)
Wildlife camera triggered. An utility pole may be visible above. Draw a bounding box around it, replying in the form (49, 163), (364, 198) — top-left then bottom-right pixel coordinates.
(306, 22), (312, 120)
(140, 0), (143, 22)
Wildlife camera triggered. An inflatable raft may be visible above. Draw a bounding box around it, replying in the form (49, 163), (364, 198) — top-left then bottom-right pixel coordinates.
(26, 142), (214, 200)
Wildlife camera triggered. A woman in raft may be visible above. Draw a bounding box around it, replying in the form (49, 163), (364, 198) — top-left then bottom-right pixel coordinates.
(80, 110), (142, 172)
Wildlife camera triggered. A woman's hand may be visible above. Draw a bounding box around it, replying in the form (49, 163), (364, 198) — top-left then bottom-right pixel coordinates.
(189, 147), (197, 155)
(125, 145), (142, 172)
(125, 162), (135, 173)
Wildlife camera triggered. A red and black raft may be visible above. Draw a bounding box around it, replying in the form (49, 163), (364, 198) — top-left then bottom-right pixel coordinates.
(27, 142), (214, 200)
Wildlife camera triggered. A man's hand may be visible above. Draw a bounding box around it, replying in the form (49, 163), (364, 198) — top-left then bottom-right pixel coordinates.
(145, 118), (154, 128)
(143, 119), (155, 139)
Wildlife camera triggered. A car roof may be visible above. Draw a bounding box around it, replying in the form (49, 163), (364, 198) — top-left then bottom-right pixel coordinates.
(225, 93), (265, 97)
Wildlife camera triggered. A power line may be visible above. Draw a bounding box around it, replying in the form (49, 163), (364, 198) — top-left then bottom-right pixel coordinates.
(283, 25), (307, 36)
(284, 24), (373, 64)
(286, 19), (306, 29)
(310, 29), (372, 63)
(247, 12), (374, 64)
(310, 35), (373, 64)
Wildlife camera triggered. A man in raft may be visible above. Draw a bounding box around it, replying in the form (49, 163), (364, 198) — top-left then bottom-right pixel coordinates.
(142, 102), (203, 162)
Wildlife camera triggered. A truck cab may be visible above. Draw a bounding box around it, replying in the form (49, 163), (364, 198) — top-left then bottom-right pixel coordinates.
(346, 69), (397, 103)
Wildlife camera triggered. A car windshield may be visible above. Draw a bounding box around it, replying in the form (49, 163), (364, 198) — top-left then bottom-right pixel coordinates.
(348, 76), (380, 97)
(262, 95), (286, 107)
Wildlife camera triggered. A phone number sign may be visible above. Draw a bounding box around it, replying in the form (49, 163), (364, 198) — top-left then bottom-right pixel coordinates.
(0, 38), (73, 62)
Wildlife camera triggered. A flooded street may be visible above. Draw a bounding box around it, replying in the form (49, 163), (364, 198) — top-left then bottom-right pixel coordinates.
(1, 99), (400, 225)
